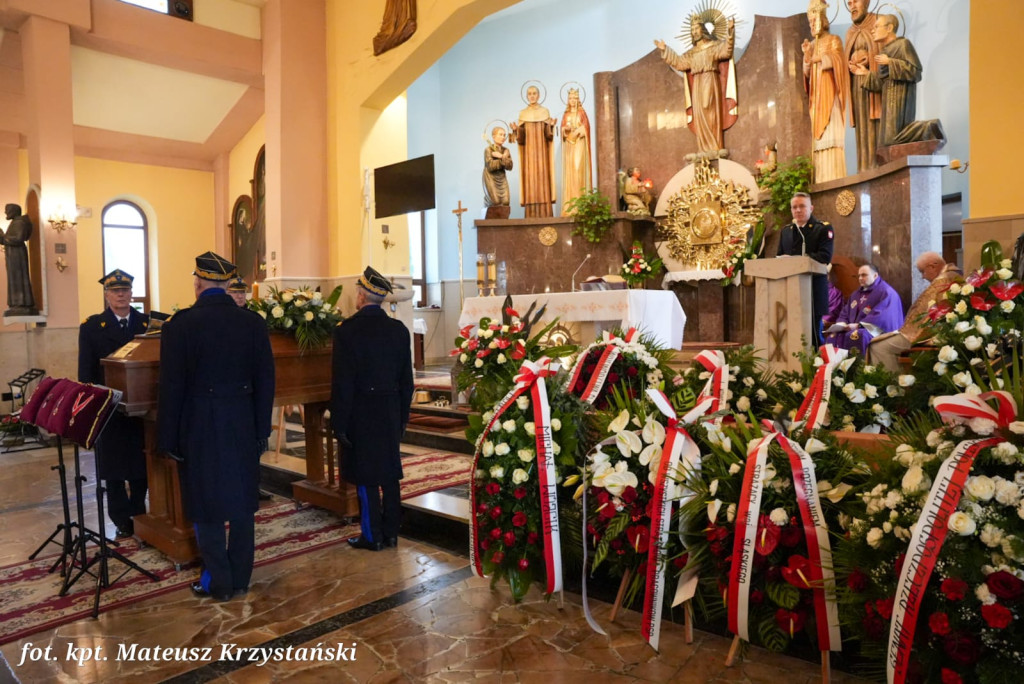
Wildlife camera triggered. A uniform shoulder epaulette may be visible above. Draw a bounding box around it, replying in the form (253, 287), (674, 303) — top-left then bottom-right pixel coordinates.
(821, 220), (831, 226)
(82, 313), (103, 326)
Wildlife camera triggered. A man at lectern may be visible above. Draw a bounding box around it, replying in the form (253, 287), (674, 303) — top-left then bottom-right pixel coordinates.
(776, 192), (834, 348)
(78, 269), (149, 539)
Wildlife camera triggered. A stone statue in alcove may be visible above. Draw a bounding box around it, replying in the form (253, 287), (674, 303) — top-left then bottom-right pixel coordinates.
(0, 203), (38, 316)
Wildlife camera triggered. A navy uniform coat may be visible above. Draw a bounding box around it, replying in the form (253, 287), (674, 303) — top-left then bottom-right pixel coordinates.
(156, 293), (275, 523)
(777, 214), (835, 345)
(330, 306), (413, 486)
(78, 307), (149, 480)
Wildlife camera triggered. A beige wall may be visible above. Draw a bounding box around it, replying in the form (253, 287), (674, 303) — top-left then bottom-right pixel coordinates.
(75, 156), (215, 316)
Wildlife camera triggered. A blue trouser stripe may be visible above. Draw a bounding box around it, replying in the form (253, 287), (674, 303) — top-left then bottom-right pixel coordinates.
(357, 485), (374, 542)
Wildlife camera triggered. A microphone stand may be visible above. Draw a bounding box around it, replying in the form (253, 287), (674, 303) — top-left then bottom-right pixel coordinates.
(571, 253), (592, 293)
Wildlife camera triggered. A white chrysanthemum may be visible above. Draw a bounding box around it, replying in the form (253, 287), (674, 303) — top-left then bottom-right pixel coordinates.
(866, 528), (884, 548)
(976, 583), (996, 605)
(769, 508), (789, 526)
(964, 475), (996, 502)
(981, 524), (1005, 548)
(756, 388), (768, 401)
(968, 417), (997, 435)
(884, 490), (904, 509)
(992, 441), (1020, 465)
(926, 430), (943, 448)
(948, 511), (977, 536)
(736, 396), (751, 412)
(894, 443), (916, 467)
(902, 465), (931, 494)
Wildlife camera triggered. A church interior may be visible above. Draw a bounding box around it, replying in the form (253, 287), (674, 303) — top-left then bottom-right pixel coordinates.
(1, 0), (1023, 681)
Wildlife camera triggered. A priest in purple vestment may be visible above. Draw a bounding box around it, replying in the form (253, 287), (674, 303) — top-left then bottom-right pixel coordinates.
(824, 263), (903, 356)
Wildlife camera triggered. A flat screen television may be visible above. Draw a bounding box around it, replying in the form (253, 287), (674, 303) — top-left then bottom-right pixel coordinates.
(374, 154), (435, 219)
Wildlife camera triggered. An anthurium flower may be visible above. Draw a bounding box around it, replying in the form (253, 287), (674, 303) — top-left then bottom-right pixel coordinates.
(928, 300), (952, 321)
(626, 525), (650, 554)
(966, 269), (993, 288)
(608, 409), (631, 434)
(970, 293), (997, 311)
(638, 443), (662, 467)
(780, 554), (813, 589)
(755, 514), (780, 555)
(774, 608), (807, 637)
(510, 340), (526, 360)
(642, 415), (666, 446)
(615, 430), (642, 458)
(989, 279), (1024, 301)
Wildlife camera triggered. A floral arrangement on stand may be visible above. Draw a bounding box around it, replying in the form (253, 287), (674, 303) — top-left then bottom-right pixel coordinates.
(721, 222), (767, 287)
(677, 419), (865, 655)
(246, 285), (344, 351)
(834, 372), (1024, 684)
(467, 368), (587, 602)
(673, 345), (786, 420)
(566, 328), (673, 410)
(620, 242), (663, 289)
(776, 347), (923, 433)
(452, 299), (574, 412)
(924, 259), (1024, 386)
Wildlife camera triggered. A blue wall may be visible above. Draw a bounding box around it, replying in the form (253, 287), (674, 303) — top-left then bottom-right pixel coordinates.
(408, 0), (969, 283)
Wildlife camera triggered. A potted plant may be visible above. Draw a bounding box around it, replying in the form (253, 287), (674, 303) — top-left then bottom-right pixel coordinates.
(565, 188), (614, 244)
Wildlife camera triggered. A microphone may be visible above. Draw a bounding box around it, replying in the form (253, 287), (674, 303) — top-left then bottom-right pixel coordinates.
(571, 253), (592, 293)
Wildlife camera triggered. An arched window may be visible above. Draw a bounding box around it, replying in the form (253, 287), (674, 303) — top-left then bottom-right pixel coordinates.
(102, 201), (150, 313)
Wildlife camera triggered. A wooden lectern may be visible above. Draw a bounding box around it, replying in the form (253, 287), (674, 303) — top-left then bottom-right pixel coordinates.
(743, 256), (828, 372)
(102, 334), (359, 565)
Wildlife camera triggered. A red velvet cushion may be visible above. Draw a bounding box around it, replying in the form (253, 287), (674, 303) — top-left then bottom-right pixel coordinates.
(19, 376), (58, 425)
(33, 379), (77, 433)
(53, 383), (119, 449)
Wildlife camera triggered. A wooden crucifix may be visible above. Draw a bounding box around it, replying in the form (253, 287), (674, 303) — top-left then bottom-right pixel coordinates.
(452, 200), (468, 307)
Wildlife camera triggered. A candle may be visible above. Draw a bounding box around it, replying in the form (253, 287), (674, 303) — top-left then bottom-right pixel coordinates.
(252, 282), (260, 299)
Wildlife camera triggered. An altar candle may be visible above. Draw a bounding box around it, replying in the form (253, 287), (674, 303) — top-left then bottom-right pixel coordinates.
(252, 282), (259, 299)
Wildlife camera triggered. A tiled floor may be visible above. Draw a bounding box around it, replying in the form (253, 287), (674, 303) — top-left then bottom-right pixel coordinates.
(0, 440), (872, 683)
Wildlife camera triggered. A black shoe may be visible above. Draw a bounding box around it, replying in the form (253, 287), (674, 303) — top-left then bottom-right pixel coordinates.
(347, 536), (383, 551)
(191, 582), (232, 601)
(115, 526), (134, 539)
(258, 490), (272, 501)
(383, 537), (398, 548)
(233, 587), (249, 597)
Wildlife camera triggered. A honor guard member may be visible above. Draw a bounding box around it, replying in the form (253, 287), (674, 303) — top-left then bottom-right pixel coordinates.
(227, 275), (248, 307)
(78, 269), (149, 538)
(776, 192), (834, 348)
(157, 252), (275, 600)
(331, 266), (413, 551)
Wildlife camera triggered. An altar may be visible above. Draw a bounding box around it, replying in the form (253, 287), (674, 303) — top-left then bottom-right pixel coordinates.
(459, 290), (686, 350)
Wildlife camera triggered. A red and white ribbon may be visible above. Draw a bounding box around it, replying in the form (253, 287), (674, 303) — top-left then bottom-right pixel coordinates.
(886, 391), (1014, 684)
(728, 428), (842, 652)
(794, 345), (848, 430)
(568, 328), (637, 405)
(694, 350), (729, 417)
(640, 389), (712, 651)
(469, 357), (563, 595)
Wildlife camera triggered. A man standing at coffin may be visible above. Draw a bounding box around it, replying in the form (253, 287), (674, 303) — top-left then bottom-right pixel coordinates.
(158, 252), (274, 601)
(227, 275), (248, 307)
(331, 267), (413, 551)
(78, 269), (149, 539)
(776, 192), (834, 349)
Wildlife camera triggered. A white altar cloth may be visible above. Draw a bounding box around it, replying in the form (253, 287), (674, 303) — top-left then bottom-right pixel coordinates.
(458, 290), (686, 350)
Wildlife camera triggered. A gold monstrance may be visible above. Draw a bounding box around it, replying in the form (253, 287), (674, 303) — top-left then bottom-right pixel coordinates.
(659, 159), (761, 270)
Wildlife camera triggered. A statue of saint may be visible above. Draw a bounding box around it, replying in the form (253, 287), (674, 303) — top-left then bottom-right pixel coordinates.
(654, 12), (737, 157)
(372, 0), (417, 56)
(0, 203), (38, 316)
(851, 14), (945, 149)
(802, 1), (849, 183)
(510, 84), (556, 219)
(559, 87), (592, 214)
(619, 167), (652, 217)
(845, 0), (881, 171)
(482, 126), (513, 214)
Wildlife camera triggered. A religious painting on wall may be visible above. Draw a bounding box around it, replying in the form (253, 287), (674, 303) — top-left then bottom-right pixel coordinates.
(230, 145), (267, 285)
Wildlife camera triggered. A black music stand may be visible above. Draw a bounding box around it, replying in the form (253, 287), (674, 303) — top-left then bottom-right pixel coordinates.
(27, 436), (80, 577)
(59, 387), (158, 616)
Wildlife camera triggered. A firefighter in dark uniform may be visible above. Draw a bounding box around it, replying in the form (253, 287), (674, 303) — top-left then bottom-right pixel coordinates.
(776, 191), (834, 348)
(226, 275), (248, 307)
(157, 252), (275, 600)
(78, 269), (149, 538)
(331, 266), (413, 551)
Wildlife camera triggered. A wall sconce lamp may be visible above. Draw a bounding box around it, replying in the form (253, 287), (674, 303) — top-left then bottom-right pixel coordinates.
(949, 159), (969, 174)
(48, 208), (78, 233)
(382, 236), (396, 250)
(55, 256), (69, 273)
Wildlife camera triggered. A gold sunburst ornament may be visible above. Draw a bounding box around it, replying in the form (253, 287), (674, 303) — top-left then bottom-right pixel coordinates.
(659, 159), (762, 270)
